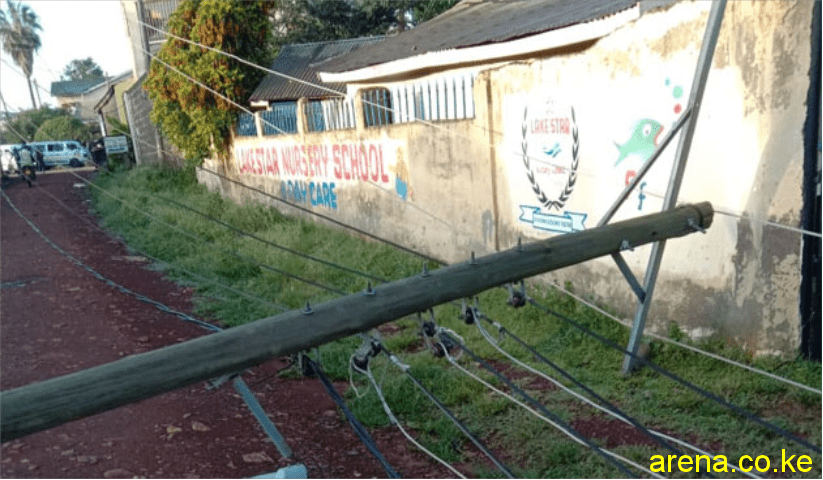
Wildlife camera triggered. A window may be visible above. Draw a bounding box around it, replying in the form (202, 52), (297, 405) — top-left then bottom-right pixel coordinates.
(48, 144), (64, 152)
(361, 88), (393, 127)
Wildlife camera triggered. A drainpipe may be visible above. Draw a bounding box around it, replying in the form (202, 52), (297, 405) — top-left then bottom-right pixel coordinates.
(800, 0), (821, 361)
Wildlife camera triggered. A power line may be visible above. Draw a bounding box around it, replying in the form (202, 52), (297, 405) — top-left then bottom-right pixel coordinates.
(378, 344), (516, 479)
(642, 188), (822, 239)
(435, 331), (649, 478)
(135, 18), (591, 179)
(525, 295), (823, 455)
(473, 312), (679, 454)
(2, 187), (299, 464)
(130, 40), (460, 231)
(68, 171), (350, 297)
(545, 282), (823, 395)
(149, 191), (387, 283)
(352, 357), (467, 479)
(472, 310), (765, 479)
(31, 179), (290, 314)
(1, 188), (218, 332)
(305, 357), (401, 479)
(198, 167), (445, 265)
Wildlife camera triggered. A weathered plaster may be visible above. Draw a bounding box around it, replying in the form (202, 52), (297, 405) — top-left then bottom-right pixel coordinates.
(198, 0), (813, 357)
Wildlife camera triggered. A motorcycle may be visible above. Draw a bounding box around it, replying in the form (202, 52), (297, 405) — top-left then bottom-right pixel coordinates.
(20, 163), (35, 187)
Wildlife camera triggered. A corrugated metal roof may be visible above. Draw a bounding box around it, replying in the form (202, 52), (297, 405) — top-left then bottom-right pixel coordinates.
(50, 71), (134, 97)
(50, 78), (109, 97)
(318, 0), (637, 74)
(248, 36), (385, 103)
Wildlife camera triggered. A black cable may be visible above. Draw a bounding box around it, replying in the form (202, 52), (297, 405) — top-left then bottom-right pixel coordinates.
(30, 181), (290, 314)
(438, 331), (636, 478)
(476, 312), (685, 457)
(152, 193), (388, 283)
(74, 172), (349, 297)
(2, 189), (220, 335)
(379, 346), (516, 479)
(198, 167), (446, 266)
(307, 358), (401, 479)
(526, 297), (823, 455)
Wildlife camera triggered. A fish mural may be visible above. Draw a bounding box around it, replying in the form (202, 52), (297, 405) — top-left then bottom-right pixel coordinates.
(614, 119), (663, 166)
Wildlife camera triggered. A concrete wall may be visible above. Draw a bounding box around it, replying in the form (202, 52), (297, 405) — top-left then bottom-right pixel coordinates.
(491, 0), (813, 356)
(198, 83), (496, 264)
(200, 0), (815, 356)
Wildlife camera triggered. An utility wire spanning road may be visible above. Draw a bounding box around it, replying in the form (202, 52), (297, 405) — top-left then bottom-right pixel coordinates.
(0, 171), (452, 479)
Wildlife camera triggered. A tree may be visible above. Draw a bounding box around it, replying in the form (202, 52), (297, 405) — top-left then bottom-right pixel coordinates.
(61, 57), (104, 82)
(33, 116), (91, 142)
(0, 106), (65, 142)
(0, 1), (42, 109)
(271, 0), (458, 47)
(143, 0), (273, 164)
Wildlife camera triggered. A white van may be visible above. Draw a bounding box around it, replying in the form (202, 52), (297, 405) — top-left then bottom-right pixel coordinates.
(1, 144), (17, 175)
(29, 140), (92, 168)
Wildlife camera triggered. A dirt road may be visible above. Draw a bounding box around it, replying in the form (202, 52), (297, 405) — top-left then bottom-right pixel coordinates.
(1, 170), (453, 478)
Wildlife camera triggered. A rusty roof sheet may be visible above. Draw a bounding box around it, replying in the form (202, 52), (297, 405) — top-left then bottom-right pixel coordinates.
(248, 36), (385, 102)
(318, 0), (637, 74)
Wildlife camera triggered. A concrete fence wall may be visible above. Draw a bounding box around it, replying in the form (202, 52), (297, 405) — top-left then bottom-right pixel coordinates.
(199, 0), (816, 357)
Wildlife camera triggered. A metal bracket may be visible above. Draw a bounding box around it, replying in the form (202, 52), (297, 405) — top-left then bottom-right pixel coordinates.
(611, 253), (646, 303)
(233, 377), (293, 459)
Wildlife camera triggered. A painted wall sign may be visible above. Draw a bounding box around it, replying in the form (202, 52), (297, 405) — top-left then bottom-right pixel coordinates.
(509, 94), (587, 234)
(233, 140), (411, 209)
(235, 141), (399, 185)
(519, 207), (587, 234)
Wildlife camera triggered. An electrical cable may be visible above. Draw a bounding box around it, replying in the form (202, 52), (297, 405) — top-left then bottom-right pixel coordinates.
(378, 344), (516, 479)
(31, 178), (289, 314)
(198, 166), (445, 265)
(68, 171), (350, 297)
(2, 188), (298, 461)
(473, 312), (679, 455)
(472, 310), (763, 479)
(148, 191), (387, 283)
(129, 40), (461, 231)
(545, 282), (823, 396)
(525, 296), (823, 455)
(2, 188), (219, 334)
(352, 358), (467, 479)
(135, 19), (592, 177)
(435, 331), (655, 478)
(306, 357), (401, 479)
(642, 188), (822, 239)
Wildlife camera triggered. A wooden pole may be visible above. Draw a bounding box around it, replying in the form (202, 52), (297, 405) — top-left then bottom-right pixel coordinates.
(0, 202), (713, 442)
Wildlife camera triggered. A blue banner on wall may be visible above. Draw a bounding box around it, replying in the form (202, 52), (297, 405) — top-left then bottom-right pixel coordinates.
(519, 206), (587, 234)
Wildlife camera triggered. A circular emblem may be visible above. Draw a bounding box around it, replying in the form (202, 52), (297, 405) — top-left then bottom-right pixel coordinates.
(521, 103), (579, 211)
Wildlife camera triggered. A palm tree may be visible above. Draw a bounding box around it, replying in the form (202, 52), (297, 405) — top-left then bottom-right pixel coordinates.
(0, 1), (42, 109)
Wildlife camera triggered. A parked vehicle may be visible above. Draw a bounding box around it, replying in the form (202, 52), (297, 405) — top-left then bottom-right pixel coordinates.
(1, 144), (17, 176)
(28, 140), (92, 168)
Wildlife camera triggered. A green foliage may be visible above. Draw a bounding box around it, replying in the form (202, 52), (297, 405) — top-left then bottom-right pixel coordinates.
(143, 0), (272, 165)
(106, 116), (130, 137)
(0, 107), (65, 143)
(61, 57), (104, 81)
(33, 115), (92, 142)
(91, 164), (822, 478)
(0, 1), (42, 108)
(271, 0), (458, 48)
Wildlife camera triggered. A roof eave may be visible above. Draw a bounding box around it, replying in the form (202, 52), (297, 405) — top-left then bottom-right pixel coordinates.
(318, 5), (640, 84)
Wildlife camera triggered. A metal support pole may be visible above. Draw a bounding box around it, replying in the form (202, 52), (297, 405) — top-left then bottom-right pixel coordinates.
(621, 0), (727, 374)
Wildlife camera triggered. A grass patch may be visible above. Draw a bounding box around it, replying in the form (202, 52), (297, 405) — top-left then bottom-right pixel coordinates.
(90, 165), (822, 478)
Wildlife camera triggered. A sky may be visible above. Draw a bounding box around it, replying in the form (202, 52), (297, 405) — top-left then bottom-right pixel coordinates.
(1, 0), (133, 113)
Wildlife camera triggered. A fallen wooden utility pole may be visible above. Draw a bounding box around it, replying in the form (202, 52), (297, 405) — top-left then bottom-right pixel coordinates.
(0, 202), (713, 442)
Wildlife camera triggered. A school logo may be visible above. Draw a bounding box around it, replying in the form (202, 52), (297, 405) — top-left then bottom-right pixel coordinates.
(519, 100), (585, 233)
